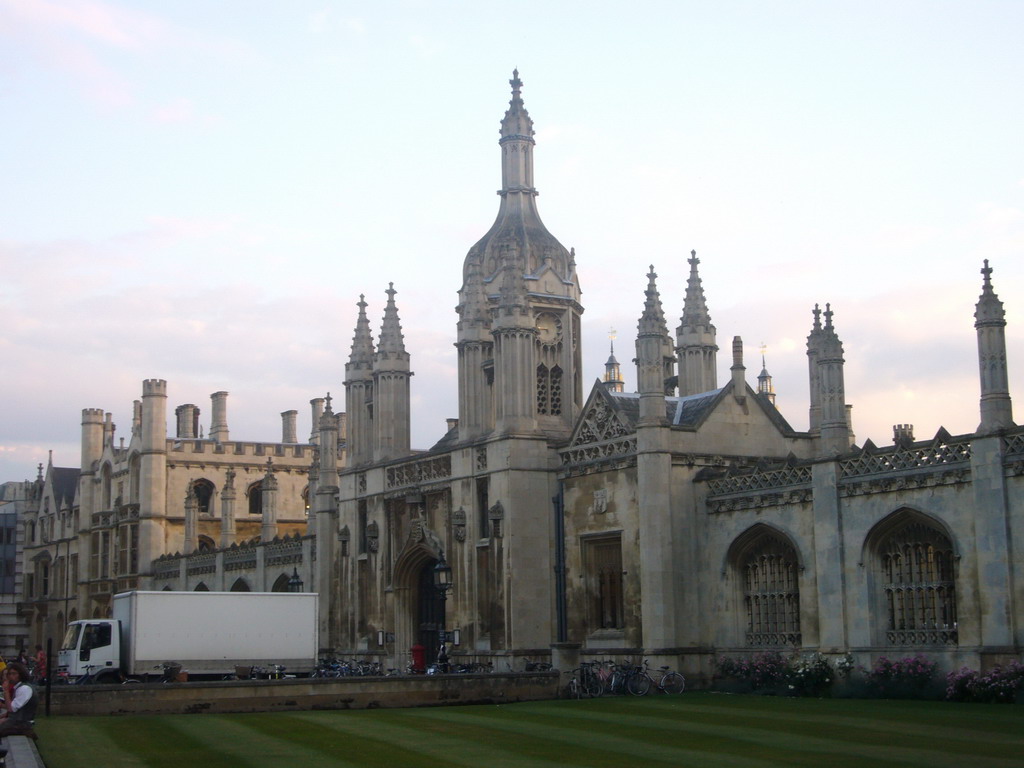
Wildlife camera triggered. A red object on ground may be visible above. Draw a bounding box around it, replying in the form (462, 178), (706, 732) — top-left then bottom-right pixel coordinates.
(410, 644), (426, 673)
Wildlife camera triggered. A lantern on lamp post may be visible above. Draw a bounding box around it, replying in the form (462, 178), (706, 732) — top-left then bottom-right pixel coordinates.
(432, 551), (453, 672)
(287, 567), (304, 593)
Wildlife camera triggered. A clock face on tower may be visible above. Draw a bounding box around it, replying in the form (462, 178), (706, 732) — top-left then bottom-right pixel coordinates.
(536, 313), (562, 345)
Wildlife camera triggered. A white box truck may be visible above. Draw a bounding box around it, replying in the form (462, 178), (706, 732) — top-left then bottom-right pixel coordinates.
(57, 590), (318, 683)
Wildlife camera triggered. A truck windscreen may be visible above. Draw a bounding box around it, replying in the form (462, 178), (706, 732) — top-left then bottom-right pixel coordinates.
(61, 623), (81, 651)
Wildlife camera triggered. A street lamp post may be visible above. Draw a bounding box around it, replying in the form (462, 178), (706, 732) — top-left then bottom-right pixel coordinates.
(432, 552), (453, 673)
(287, 567), (304, 593)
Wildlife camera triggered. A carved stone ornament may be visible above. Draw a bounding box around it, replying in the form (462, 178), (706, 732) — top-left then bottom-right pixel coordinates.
(571, 398), (630, 447)
(488, 500), (504, 539)
(592, 489), (609, 515)
(410, 520), (425, 542)
(358, 473), (367, 493)
(452, 507), (467, 542)
(366, 520), (379, 553)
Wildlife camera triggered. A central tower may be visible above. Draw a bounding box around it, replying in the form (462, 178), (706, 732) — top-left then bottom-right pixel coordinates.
(456, 71), (583, 440)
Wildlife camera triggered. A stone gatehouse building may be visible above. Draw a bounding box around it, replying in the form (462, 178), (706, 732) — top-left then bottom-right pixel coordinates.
(17, 72), (1022, 679)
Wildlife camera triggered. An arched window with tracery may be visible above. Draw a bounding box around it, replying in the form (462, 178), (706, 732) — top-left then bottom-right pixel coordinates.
(191, 479), (215, 515)
(536, 365), (563, 416)
(247, 481), (262, 516)
(873, 514), (957, 646)
(734, 528), (801, 647)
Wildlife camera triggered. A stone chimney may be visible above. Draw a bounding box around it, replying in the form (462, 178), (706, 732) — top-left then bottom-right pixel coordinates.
(282, 410), (298, 444)
(309, 398), (325, 444)
(210, 391), (229, 442)
(175, 404), (198, 439)
(731, 336), (746, 402)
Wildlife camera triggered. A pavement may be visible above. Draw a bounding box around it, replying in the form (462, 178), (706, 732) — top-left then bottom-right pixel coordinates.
(2, 736), (44, 768)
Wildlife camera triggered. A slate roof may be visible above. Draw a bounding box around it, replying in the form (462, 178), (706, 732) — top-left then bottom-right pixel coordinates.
(52, 467), (80, 508)
(604, 388), (725, 429)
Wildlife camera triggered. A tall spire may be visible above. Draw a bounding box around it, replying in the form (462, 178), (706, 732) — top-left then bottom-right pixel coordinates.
(680, 250), (713, 328)
(636, 266), (675, 418)
(463, 71), (575, 283)
(345, 295), (376, 466)
(975, 259), (1015, 433)
(639, 265), (670, 337)
(348, 294), (375, 369)
(373, 283), (412, 460)
(377, 283), (409, 360)
(806, 303), (824, 433)
(816, 303), (851, 455)
(499, 68), (535, 194)
(458, 72), (584, 439)
(676, 250), (718, 396)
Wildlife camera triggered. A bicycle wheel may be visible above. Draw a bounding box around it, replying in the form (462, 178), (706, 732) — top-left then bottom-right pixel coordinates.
(566, 678), (580, 699)
(584, 674), (603, 698)
(660, 671), (686, 694)
(627, 672), (652, 696)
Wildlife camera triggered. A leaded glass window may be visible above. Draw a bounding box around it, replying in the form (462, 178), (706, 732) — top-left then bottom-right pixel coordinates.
(742, 532), (800, 646)
(877, 519), (957, 646)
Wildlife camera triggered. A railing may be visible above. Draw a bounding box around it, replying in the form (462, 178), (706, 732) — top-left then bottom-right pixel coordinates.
(386, 455), (451, 490)
(707, 466), (811, 496)
(745, 631), (801, 647)
(887, 628), (958, 646)
(840, 439), (972, 479)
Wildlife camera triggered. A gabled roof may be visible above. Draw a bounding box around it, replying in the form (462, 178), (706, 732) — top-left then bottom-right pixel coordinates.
(428, 424), (460, 453)
(569, 379), (802, 449)
(52, 467), (79, 508)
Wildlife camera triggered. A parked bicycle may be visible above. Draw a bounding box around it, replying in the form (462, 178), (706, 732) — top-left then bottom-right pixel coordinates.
(566, 661), (604, 698)
(628, 659), (686, 695)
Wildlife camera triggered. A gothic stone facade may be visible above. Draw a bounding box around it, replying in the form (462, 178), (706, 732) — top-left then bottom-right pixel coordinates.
(16, 74), (1022, 679)
(19, 386), (332, 647)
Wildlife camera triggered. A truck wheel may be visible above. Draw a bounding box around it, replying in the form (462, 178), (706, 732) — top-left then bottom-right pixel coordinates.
(95, 671), (119, 685)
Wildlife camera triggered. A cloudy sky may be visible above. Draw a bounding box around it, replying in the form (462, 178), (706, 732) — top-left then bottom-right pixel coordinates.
(2, 0), (1022, 481)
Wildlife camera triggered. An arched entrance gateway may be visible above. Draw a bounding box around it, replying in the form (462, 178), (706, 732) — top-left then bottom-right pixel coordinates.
(416, 559), (445, 664)
(390, 527), (449, 667)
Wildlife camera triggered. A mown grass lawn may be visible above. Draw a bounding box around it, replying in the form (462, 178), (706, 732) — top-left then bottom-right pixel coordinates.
(36, 693), (1024, 768)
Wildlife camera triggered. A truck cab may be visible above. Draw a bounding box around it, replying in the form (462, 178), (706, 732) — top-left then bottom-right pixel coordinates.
(58, 619), (121, 683)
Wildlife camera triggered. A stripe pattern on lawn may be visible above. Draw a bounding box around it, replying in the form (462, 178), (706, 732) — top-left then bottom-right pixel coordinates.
(36, 694), (1024, 768)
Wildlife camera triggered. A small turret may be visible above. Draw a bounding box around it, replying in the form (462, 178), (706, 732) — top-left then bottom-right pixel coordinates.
(603, 329), (624, 393)
(219, 468), (237, 548)
(80, 408), (104, 472)
(893, 423), (914, 447)
(676, 250), (718, 396)
(817, 304), (852, 455)
(756, 344), (776, 406)
(344, 295), (376, 465)
(260, 457), (279, 542)
(806, 304), (823, 434)
(373, 284), (412, 460)
(975, 259), (1015, 433)
(138, 379), (169, 572)
(183, 486), (199, 555)
(635, 266), (673, 425)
